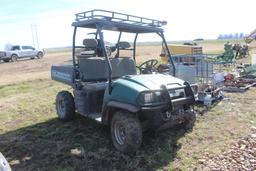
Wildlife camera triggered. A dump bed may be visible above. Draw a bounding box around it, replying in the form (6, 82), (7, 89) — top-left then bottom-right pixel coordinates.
(51, 64), (74, 86)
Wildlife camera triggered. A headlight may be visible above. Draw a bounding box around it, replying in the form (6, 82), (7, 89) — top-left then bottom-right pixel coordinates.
(138, 91), (167, 106)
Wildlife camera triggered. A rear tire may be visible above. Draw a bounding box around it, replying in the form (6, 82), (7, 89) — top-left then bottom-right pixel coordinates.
(111, 110), (142, 153)
(56, 91), (75, 121)
(11, 54), (18, 62)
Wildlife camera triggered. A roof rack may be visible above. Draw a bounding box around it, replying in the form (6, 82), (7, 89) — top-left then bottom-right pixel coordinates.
(75, 9), (167, 28)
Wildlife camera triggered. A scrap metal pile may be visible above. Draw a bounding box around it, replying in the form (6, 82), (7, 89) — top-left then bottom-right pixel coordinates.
(223, 64), (256, 92)
(161, 41), (256, 106)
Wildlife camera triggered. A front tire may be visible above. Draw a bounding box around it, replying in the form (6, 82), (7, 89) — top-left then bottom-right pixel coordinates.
(56, 91), (75, 121)
(37, 52), (43, 59)
(111, 110), (142, 153)
(183, 111), (196, 131)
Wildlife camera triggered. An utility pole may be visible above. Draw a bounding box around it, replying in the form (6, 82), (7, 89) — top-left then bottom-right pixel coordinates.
(31, 24), (39, 48)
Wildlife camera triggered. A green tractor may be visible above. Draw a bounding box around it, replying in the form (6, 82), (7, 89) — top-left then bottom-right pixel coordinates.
(217, 42), (235, 63)
(51, 10), (196, 153)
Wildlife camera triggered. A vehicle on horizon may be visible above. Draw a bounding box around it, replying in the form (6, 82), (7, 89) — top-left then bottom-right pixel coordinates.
(0, 45), (44, 62)
(51, 9), (196, 153)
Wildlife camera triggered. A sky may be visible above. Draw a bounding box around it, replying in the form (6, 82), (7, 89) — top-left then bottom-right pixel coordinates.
(0, 0), (255, 50)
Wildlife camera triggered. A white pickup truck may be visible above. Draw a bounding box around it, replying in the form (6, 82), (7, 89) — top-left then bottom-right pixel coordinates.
(0, 45), (44, 62)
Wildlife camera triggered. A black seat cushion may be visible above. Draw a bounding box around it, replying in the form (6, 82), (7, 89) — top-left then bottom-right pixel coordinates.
(78, 57), (136, 82)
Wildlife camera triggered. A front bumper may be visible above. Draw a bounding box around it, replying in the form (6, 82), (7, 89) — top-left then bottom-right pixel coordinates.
(139, 82), (196, 131)
(140, 98), (195, 131)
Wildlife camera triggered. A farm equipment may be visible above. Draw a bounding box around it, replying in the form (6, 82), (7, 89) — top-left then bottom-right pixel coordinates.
(244, 28), (256, 44)
(223, 73), (256, 92)
(160, 43), (203, 63)
(51, 9), (196, 153)
(233, 43), (249, 59)
(160, 44), (224, 106)
(216, 42), (235, 63)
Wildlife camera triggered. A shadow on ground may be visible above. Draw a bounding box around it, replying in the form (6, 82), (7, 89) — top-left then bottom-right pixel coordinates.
(0, 115), (188, 171)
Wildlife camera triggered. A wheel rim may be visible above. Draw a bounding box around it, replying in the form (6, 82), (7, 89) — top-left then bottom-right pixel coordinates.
(38, 52), (43, 58)
(114, 122), (126, 145)
(12, 55), (17, 61)
(57, 99), (65, 118)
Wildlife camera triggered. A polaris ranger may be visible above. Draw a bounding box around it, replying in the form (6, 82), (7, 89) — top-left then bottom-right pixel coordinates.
(51, 9), (196, 153)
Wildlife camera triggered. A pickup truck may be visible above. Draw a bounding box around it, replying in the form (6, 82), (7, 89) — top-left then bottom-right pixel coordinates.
(0, 45), (44, 62)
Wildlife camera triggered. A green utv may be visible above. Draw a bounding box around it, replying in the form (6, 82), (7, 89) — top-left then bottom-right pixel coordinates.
(51, 10), (197, 153)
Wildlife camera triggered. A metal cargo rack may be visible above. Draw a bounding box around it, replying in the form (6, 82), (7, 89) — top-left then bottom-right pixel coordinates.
(75, 9), (167, 28)
(172, 54), (220, 84)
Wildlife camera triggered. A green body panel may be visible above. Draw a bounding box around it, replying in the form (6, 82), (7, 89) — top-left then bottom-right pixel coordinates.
(103, 74), (185, 107)
(217, 43), (235, 63)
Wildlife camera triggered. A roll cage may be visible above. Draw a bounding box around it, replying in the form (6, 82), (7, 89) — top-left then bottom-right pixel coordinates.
(71, 9), (176, 93)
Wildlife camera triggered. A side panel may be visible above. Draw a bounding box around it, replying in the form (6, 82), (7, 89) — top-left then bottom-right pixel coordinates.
(107, 101), (140, 113)
(51, 65), (74, 86)
(74, 88), (104, 115)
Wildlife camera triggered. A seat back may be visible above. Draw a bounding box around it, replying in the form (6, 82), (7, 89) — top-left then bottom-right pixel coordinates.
(78, 39), (98, 58)
(111, 57), (136, 78)
(83, 39), (98, 48)
(118, 41), (131, 49)
(78, 57), (136, 82)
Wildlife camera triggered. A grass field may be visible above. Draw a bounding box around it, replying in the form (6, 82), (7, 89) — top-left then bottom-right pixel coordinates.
(0, 40), (256, 170)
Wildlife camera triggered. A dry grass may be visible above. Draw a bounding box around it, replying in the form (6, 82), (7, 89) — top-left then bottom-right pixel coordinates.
(0, 79), (255, 170)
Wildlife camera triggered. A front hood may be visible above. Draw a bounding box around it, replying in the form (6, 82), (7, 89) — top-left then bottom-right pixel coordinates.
(120, 74), (185, 90)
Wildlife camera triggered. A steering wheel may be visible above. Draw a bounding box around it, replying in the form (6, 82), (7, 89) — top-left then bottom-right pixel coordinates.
(137, 59), (158, 74)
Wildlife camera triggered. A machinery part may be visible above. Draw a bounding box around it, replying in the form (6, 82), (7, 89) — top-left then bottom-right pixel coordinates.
(244, 28), (256, 44)
(111, 110), (142, 153)
(11, 54), (18, 62)
(56, 91), (75, 121)
(137, 59), (158, 74)
(37, 51), (44, 59)
(233, 44), (249, 59)
(217, 42), (235, 63)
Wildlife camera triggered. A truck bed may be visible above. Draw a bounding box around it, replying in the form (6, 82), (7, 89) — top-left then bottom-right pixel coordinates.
(51, 63), (74, 86)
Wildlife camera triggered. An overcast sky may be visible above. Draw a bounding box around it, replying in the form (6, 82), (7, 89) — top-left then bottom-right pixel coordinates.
(0, 0), (255, 49)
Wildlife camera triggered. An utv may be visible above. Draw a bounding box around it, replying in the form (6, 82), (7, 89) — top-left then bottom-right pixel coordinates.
(51, 10), (196, 153)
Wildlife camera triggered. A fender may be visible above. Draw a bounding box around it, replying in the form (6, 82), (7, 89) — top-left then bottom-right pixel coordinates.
(11, 53), (19, 58)
(102, 101), (140, 125)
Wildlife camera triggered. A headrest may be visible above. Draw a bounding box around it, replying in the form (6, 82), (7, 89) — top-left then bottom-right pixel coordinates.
(83, 39), (98, 48)
(118, 41), (131, 49)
